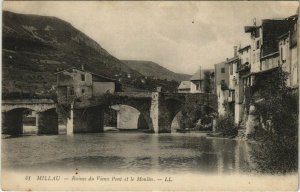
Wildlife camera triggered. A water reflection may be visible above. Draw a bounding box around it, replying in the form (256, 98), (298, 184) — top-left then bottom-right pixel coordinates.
(2, 132), (256, 174)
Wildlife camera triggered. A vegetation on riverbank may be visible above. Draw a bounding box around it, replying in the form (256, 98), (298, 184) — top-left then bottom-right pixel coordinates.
(213, 113), (239, 137)
(248, 69), (298, 174)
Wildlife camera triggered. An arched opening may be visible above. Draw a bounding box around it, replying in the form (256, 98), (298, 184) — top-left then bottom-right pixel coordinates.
(104, 106), (118, 131)
(104, 104), (143, 131)
(169, 105), (216, 132)
(2, 107), (36, 135)
(137, 113), (149, 130)
(23, 109), (38, 134)
(170, 111), (183, 133)
(2, 107), (59, 136)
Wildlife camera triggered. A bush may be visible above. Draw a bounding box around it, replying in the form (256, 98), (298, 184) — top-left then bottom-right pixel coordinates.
(249, 68), (298, 174)
(215, 113), (238, 137)
(251, 136), (298, 174)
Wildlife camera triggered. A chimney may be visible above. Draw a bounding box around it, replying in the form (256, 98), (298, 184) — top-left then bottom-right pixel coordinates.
(234, 46), (238, 57)
(81, 64), (85, 71)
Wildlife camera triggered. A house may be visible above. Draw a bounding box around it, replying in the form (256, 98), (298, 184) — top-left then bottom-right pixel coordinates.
(56, 66), (121, 104)
(215, 61), (229, 116)
(239, 15), (298, 135)
(235, 45), (251, 124)
(190, 68), (214, 93)
(177, 81), (191, 93)
(214, 47), (238, 116)
(278, 15), (298, 88)
(245, 16), (296, 73)
(226, 55), (238, 115)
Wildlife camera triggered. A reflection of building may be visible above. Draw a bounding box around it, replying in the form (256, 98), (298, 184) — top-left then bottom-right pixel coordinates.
(177, 81), (191, 93)
(56, 66), (121, 104)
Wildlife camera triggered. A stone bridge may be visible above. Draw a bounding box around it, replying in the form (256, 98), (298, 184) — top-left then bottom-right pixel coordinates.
(2, 99), (58, 135)
(68, 92), (217, 134)
(1, 92), (217, 135)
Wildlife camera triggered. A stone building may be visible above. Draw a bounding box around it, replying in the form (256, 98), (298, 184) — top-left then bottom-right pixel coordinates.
(190, 68), (214, 93)
(214, 47), (238, 116)
(56, 67), (121, 104)
(214, 61), (229, 116)
(278, 15), (299, 88)
(239, 14), (298, 135)
(226, 55), (238, 115)
(177, 81), (191, 93)
(235, 45), (251, 124)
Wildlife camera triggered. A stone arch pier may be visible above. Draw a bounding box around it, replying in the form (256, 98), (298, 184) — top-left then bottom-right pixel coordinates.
(2, 99), (58, 135)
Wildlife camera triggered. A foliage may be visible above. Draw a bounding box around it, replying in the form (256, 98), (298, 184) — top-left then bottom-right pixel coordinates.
(104, 108), (117, 127)
(249, 68), (298, 174)
(128, 76), (179, 93)
(178, 102), (214, 130)
(203, 71), (212, 93)
(215, 113), (238, 137)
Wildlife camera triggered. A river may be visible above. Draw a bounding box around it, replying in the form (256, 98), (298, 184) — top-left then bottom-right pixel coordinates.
(2, 131), (258, 174)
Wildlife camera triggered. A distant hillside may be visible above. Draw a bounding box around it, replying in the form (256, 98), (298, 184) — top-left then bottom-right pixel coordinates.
(122, 60), (191, 82)
(2, 11), (143, 97)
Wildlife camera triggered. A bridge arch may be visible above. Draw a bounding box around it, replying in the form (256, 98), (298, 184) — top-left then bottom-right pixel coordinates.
(107, 104), (153, 131)
(162, 96), (218, 133)
(2, 106), (58, 135)
(107, 97), (154, 131)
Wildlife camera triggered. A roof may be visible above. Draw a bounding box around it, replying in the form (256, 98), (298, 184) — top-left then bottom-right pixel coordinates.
(244, 26), (260, 33)
(225, 56), (239, 64)
(177, 81), (191, 90)
(242, 66), (280, 78)
(214, 61), (226, 67)
(238, 45), (251, 53)
(261, 51), (279, 60)
(190, 69), (214, 81)
(55, 67), (116, 82)
(277, 32), (290, 40)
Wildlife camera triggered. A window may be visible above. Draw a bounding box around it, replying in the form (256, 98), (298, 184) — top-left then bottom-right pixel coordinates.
(81, 89), (85, 94)
(256, 40), (260, 49)
(81, 74), (85, 81)
(221, 68), (225, 73)
(221, 80), (225, 85)
(230, 65), (233, 75)
(196, 82), (201, 90)
(70, 89), (74, 95)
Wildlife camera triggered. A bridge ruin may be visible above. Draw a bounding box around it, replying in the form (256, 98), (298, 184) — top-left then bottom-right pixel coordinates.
(2, 99), (58, 135)
(2, 92), (217, 135)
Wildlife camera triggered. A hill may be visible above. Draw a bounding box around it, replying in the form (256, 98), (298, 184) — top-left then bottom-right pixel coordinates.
(122, 60), (191, 82)
(2, 11), (143, 98)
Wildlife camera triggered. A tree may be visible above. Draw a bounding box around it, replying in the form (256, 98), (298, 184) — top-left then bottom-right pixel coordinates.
(215, 113), (238, 137)
(249, 68), (298, 174)
(203, 71), (212, 93)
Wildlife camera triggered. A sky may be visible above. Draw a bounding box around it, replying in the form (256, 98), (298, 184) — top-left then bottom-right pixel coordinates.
(3, 1), (299, 75)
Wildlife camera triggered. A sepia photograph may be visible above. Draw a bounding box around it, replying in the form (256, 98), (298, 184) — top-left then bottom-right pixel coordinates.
(1, 1), (299, 191)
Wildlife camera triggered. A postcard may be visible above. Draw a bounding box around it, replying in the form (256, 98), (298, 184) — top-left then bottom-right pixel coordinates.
(1, 1), (299, 191)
